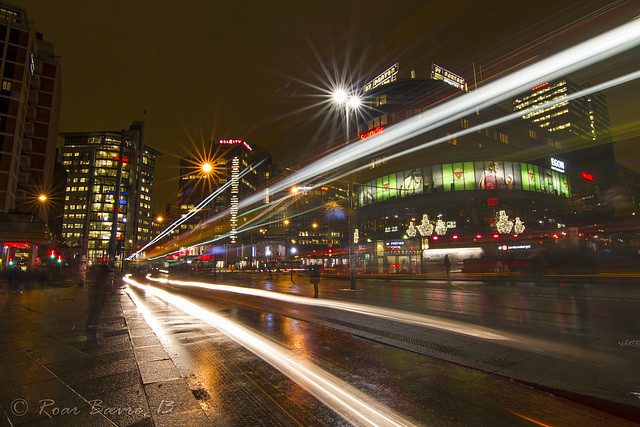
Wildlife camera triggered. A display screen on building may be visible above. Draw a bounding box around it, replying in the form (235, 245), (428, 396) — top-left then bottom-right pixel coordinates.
(363, 63), (399, 93)
(431, 64), (466, 91)
(359, 161), (571, 206)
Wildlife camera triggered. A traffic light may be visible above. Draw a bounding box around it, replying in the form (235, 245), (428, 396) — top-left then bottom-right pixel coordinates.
(50, 249), (55, 259)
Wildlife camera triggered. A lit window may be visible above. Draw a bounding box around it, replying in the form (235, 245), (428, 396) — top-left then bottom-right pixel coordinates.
(1, 80), (11, 91)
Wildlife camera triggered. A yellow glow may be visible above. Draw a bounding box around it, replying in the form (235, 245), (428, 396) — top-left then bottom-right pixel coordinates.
(312, 223), (318, 228)
(156, 216), (164, 223)
(284, 219), (290, 225)
(202, 163), (212, 173)
(38, 194), (47, 202)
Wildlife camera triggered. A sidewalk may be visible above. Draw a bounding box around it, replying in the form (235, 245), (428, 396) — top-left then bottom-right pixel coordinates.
(0, 278), (207, 426)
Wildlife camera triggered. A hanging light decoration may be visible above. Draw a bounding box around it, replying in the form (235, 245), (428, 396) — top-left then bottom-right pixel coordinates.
(353, 228), (359, 244)
(435, 218), (447, 236)
(417, 214), (434, 236)
(406, 222), (417, 237)
(496, 210), (514, 234)
(514, 217), (525, 234)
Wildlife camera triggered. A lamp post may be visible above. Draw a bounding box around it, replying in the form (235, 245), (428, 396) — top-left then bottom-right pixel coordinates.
(332, 88), (361, 291)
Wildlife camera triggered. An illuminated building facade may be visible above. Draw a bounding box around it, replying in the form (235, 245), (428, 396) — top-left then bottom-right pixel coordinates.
(513, 78), (617, 204)
(513, 79), (612, 145)
(60, 121), (159, 264)
(350, 67), (608, 274)
(0, 2), (62, 269)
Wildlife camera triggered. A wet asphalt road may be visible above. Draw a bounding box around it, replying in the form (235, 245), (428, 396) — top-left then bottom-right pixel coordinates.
(125, 272), (639, 426)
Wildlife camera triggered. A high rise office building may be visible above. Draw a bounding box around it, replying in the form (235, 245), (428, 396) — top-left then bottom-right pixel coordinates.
(0, 2), (62, 269)
(0, 3), (61, 217)
(513, 78), (612, 145)
(60, 121), (159, 263)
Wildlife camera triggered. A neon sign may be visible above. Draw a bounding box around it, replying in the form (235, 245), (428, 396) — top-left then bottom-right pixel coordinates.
(581, 171), (594, 181)
(432, 64), (466, 91)
(4, 242), (29, 248)
(219, 139), (252, 151)
(363, 63), (399, 93)
(550, 157), (565, 173)
(531, 82), (549, 91)
(360, 126), (384, 140)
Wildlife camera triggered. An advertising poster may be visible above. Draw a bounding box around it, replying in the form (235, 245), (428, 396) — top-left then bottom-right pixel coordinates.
(377, 174), (397, 201)
(464, 162), (475, 190)
(442, 163), (453, 191)
(432, 165), (443, 191)
(400, 168), (423, 196)
(477, 161), (505, 189)
(561, 174), (571, 197)
(502, 161), (517, 189)
(452, 162), (465, 191)
(521, 163), (541, 192)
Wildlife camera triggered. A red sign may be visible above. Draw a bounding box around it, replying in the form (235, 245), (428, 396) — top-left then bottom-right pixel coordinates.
(360, 126), (384, 140)
(219, 139), (252, 151)
(4, 242), (29, 248)
(581, 171), (594, 181)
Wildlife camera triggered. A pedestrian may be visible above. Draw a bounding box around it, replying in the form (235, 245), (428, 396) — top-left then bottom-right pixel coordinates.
(444, 254), (451, 276)
(308, 263), (320, 298)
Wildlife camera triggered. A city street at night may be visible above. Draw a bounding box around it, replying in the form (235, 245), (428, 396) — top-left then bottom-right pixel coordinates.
(2, 272), (638, 425)
(2, 0), (640, 426)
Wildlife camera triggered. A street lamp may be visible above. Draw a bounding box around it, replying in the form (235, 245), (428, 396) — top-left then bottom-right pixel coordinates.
(331, 87), (362, 291)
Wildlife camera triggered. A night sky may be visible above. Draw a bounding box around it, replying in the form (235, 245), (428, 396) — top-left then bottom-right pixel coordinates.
(11, 0), (640, 209)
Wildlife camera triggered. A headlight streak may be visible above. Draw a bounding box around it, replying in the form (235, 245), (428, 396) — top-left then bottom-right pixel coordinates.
(141, 275), (630, 366)
(145, 275), (506, 341)
(315, 70), (640, 187)
(173, 62), (632, 256)
(193, 19), (640, 241)
(124, 275), (417, 427)
(127, 158), (266, 260)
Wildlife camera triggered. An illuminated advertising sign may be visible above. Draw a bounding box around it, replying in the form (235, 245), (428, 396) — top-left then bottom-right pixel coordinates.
(363, 63), (399, 93)
(230, 156), (239, 243)
(550, 157), (565, 173)
(431, 64), (466, 91)
(219, 139), (252, 151)
(3, 242), (30, 248)
(359, 161), (571, 207)
(360, 126), (384, 140)
(581, 171), (594, 181)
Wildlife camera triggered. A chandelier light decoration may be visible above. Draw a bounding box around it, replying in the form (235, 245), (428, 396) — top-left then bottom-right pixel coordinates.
(417, 214), (434, 236)
(406, 222), (417, 237)
(353, 228), (359, 244)
(435, 219), (447, 236)
(496, 210), (514, 234)
(514, 217), (525, 234)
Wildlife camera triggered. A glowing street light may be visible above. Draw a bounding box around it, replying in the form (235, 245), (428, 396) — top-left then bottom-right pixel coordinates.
(38, 194), (47, 202)
(156, 216), (164, 223)
(202, 163), (212, 173)
(331, 87), (363, 291)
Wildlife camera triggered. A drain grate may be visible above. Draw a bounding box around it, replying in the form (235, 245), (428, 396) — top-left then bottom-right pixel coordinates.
(619, 339), (640, 348)
(331, 318), (516, 368)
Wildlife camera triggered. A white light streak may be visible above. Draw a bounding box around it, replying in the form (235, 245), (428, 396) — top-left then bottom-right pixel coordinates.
(203, 20), (640, 233)
(124, 275), (417, 427)
(145, 275), (506, 341)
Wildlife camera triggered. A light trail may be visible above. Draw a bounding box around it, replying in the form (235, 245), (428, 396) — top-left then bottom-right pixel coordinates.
(143, 18), (640, 260)
(146, 275), (508, 341)
(197, 18), (640, 234)
(124, 275), (417, 427)
(141, 274), (630, 367)
(128, 158), (266, 260)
